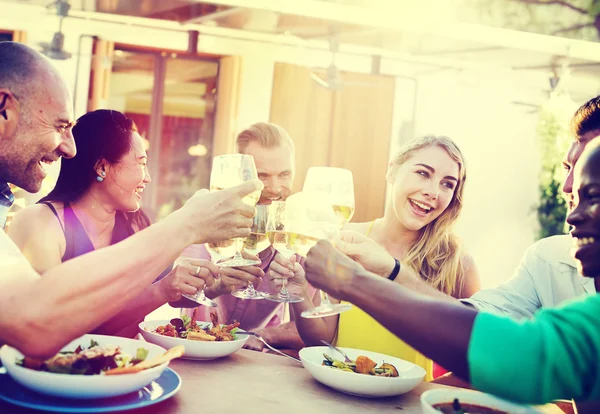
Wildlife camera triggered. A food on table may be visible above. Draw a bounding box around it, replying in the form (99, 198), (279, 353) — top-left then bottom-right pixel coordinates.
(153, 310), (240, 341)
(17, 339), (149, 375)
(321, 353), (399, 377)
(432, 398), (508, 414)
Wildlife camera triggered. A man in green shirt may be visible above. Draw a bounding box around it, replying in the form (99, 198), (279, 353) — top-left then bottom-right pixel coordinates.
(303, 138), (600, 405)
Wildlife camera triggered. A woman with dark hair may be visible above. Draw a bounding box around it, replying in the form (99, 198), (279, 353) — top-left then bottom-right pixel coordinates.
(9, 109), (218, 337)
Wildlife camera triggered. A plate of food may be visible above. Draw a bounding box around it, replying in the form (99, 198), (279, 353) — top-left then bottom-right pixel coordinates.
(139, 311), (248, 360)
(420, 388), (545, 413)
(299, 346), (426, 398)
(0, 334), (183, 399)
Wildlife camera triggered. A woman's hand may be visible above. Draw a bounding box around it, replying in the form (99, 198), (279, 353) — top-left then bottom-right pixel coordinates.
(267, 253), (309, 297)
(336, 231), (395, 277)
(155, 257), (219, 303)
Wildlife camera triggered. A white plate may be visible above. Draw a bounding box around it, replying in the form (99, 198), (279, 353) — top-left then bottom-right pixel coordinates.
(299, 346), (426, 398)
(0, 334), (169, 399)
(420, 388), (545, 413)
(139, 320), (248, 360)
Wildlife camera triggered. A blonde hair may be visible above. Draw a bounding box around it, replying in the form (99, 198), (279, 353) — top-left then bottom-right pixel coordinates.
(236, 122), (295, 154)
(389, 136), (467, 296)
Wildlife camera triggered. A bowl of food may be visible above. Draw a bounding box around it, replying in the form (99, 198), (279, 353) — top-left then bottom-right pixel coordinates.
(421, 388), (544, 413)
(299, 346), (426, 398)
(139, 312), (248, 360)
(0, 334), (177, 399)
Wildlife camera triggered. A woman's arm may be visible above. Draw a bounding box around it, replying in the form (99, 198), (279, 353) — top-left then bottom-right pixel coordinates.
(8, 203), (64, 273)
(455, 253), (481, 299)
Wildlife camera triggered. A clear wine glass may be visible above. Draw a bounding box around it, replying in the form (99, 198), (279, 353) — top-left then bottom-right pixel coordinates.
(303, 167), (355, 228)
(210, 154), (262, 268)
(301, 167), (355, 318)
(179, 256), (218, 308)
(265, 201), (304, 303)
(231, 204), (271, 300)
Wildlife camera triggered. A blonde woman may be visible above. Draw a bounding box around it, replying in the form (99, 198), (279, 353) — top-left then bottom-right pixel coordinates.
(268, 136), (480, 381)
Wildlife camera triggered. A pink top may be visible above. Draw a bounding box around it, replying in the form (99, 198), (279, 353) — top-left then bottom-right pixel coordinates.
(176, 244), (312, 331)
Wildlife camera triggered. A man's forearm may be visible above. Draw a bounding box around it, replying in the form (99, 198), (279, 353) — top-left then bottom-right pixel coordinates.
(397, 267), (462, 304)
(91, 284), (164, 336)
(260, 321), (306, 350)
(2, 210), (195, 357)
(342, 269), (477, 380)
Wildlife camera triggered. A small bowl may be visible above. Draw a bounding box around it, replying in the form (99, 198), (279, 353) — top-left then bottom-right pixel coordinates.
(0, 334), (169, 399)
(299, 346), (425, 398)
(420, 388), (545, 413)
(139, 320), (248, 360)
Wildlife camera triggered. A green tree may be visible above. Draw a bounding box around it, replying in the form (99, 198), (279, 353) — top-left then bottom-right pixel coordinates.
(534, 92), (575, 239)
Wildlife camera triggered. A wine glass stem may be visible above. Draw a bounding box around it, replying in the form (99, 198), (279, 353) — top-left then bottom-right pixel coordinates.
(279, 278), (290, 298)
(321, 291), (332, 306)
(247, 282), (255, 294)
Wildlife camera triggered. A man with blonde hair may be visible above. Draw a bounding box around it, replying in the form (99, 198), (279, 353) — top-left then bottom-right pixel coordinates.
(177, 122), (316, 353)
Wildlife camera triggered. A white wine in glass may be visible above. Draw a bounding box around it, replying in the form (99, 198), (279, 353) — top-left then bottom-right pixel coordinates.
(301, 167), (355, 318)
(232, 204), (271, 300)
(209, 154), (261, 268)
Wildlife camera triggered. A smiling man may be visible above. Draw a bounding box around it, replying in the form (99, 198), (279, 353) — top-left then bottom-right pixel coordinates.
(0, 42), (260, 358)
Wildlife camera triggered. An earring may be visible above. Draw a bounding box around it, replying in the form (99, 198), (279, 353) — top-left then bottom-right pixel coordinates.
(96, 171), (106, 182)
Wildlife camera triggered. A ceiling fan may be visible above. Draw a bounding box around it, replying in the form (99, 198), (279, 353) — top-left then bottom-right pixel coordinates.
(39, 0), (72, 60)
(308, 31), (386, 91)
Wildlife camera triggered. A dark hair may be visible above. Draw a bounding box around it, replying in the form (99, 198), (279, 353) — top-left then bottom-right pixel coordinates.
(571, 95), (600, 140)
(40, 109), (151, 230)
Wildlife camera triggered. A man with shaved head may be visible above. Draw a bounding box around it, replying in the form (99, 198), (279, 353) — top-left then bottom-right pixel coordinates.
(0, 42), (262, 358)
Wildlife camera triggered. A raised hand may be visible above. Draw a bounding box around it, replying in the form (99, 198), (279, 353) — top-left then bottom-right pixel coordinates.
(180, 180), (263, 244)
(336, 231), (395, 277)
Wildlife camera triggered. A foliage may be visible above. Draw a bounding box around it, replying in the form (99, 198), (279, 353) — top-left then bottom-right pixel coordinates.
(534, 92), (576, 239)
(464, 0), (600, 42)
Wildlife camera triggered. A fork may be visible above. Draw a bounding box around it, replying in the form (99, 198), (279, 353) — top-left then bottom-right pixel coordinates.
(320, 339), (353, 363)
(237, 331), (302, 363)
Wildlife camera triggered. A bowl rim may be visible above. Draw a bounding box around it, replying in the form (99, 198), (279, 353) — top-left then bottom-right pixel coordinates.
(139, 319), (248, 344)
(0, 337), (168, 379)
(299, 345), (427, 381)
(420, 388), (539, 412)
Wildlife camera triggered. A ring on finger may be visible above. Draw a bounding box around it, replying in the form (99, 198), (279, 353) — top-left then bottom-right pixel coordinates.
(194, 266), (201, 277)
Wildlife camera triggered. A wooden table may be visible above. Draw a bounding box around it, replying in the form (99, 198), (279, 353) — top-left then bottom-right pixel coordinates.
(0, 350), (565, 413)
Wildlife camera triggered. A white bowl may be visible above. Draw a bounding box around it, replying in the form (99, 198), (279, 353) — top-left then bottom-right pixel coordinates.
(139, 320), (248, 360)
(421, 388), (544, 413)
(0, 334), (169, 399)
(299, 346), (426, 398)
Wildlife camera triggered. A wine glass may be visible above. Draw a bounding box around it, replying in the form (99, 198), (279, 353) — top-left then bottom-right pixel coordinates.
(265, 201), (304, 303)
(231, 204), (271, 300)
(303, 167), (355, 228)
(210, 154), (262, 268)
(179, 256), (218, 308)
(301, 167), (355, 318)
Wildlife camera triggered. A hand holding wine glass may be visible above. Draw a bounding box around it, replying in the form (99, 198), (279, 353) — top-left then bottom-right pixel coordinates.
(209, 154), (262, 268)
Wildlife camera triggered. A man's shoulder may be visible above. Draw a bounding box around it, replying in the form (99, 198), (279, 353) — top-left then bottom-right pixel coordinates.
(523, 235), (574, 267)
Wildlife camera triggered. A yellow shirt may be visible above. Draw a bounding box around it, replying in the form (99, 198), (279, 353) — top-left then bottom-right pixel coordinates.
(335, 220), (434, 381)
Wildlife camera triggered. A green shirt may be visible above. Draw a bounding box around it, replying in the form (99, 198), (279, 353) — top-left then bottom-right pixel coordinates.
(468, 293), (600, 404)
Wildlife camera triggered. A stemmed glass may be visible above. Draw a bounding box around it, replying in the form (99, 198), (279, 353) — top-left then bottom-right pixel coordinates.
(179, 255), (218, 308)
(265, 201), (304, 303)
(300, 167), (355, 318)
(231, 204), (271, 300)
(210, 154), (262, 268)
